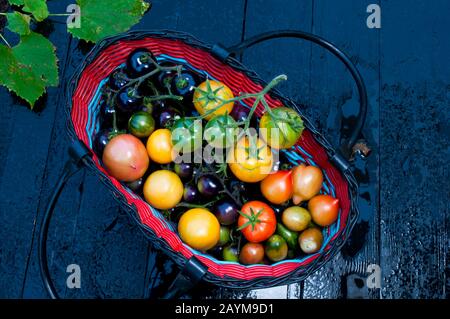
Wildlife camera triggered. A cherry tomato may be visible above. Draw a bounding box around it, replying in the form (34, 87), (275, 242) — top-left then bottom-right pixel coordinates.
(143, 170), (183, 210)
(204, 114), (237, 148)
(281, 206), (311, 232)
(228, 137), (273, 183)
(239, 243), (264, 265)
(193, 80), (234, 120)
(128, 111), (155, 138)
(126, 48), (156, 78)
(259, 107), (304, 149)
(260, 170), (293, 204)
(178, 208), (220, 251)
(265, 234), (288, 262)
(276, 223), (299, 250)
(222, 245), (239, 262)
(212, 198), (239, 226)
(171, 118), (202, 153)
(146, 129), (174, 164)
(308, 194), (340, 226)
(292, 164), (323, 204)
(102, 134), (149, 182)
(237, 201), (276, 243)
(218, 226), (231, 246)
(298, 228), (323, 254)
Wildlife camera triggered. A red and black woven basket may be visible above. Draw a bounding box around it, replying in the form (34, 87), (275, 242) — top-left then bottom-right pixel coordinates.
(62, 30), (366, 290)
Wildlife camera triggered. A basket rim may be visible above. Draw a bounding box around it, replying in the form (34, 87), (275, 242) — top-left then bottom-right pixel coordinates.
(64, 29), (360, 289)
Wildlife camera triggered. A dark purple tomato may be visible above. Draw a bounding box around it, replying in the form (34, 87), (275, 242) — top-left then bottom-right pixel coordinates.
(197, 175), (223, 198)
(153, 106), (181, 128)
(125, 177), (144, 193)
(183, 184), (199, 203)
(174, 162), (194, 180)
(171, 71), (197, 100)
(157, 61), (178, 89)
(126, 48), (157, 78)
(116, 86), (142, 113)
(100, 101), (115, 128)
(108, 68), (130, 91)
(230, 103), (250, 122)
(93, 129), (112, 156)
(212, 198), (239, 225)
(208, 245), (223, 259)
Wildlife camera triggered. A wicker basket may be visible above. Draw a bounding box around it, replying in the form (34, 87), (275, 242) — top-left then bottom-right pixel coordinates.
(64, 30), (365, 291)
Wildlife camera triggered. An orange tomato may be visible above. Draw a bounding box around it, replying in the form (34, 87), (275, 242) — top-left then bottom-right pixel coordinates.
(260, 170), (293, 204)
(146, 129), (174, 164)
(143, 170), (183, 210)
(308, 194), (340, 226)
(178, 208), (220, 251)
(193, 80), (234, 120)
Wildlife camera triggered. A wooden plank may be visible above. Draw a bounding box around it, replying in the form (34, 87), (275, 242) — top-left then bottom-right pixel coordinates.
(379, 0), (449, 299)
(0, 0), (73, 298)
(302, 0), (381, 299)
(235, 0), (315, 299)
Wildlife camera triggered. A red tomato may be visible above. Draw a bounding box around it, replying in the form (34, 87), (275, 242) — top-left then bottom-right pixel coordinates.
(308, 194), (340, 226)
(237, 201), (276, 243)
(260, 170), (293, 204)
(239, 243), (264, 265)
(102, 134), (149, 182)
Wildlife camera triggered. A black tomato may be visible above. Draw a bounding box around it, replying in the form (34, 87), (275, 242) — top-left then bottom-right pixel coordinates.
(171, 71), (197, 100)
(116, 86), (143, 113)
(93, 128), (112, 156)
(153, 106), (181, 128)
(212, 198), (239, 226)
(197, 175), (223, 198)
(125, 177), (144, 193)
(174, 162), (194, 180)
(126, 48), (157, 78)
(183, 184), (199, 203)
(108, 68), (130, 91)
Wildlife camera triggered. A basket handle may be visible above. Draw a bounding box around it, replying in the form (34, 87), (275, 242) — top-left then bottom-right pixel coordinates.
(212, 30), (368, 159)
(38, 140), (91, 299)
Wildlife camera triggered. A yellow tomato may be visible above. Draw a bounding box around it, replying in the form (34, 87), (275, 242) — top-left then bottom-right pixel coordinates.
(178, 208), (220, 251)
(228, 137), (273, 183)
(146, 129), (174, 164)
(143, 170), (183, 210)
(193, 80), (234, 120)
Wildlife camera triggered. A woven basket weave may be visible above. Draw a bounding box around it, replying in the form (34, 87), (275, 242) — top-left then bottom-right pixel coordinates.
(65, 30), (360, 289)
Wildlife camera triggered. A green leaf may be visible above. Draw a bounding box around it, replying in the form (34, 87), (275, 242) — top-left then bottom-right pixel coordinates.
(6, 12), (31, 35)
(68, 0), (150, 42)
(23, 0), (49, 22)
(0, 32), (58, 107)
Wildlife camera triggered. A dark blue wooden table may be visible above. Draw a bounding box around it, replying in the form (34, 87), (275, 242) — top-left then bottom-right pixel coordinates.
(0, 0), (448, 299)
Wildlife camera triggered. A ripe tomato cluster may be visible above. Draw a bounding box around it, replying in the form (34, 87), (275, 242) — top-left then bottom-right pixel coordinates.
(94, 48), (340, 265)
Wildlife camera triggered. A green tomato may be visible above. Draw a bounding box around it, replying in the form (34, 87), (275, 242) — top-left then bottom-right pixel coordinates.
(128, 111), (155, 138)
(204, 114), (237, 148)
(218, 226), (231, 246)
(259, 107), (304, 149)
(276, 223), (299, 251)
(265, 234), (288, 262)
(171, 118), (203, 153)
(222, 245), (239, 262)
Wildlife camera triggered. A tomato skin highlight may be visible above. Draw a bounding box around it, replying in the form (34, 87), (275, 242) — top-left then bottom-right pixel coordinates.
(178, 208), (220, 251)
(143, 170), (183, 210)
(238, 201), (276, 243)
(260, 170), (293, 204)
(102, 134), (149, 182)
(239, 243), (265, 265)
(308, 194), (340, 226)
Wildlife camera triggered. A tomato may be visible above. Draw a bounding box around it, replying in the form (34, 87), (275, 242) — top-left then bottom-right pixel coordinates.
(171, 118), (202, 153)
(178, 208), (220, 251)
(260, 170), (293, 204)
(276, 223), (299, 250)
(146, 129), (174, 164)
(308, 194), (340, 226)
(218, 226), (231, 246)
(237, 201), (276, 243)
(128, 111), (155, 138)
(193, 80), (234, 120)
(259, 107), (304, 149)
(204, 114), (237, 148)
(281, 206), (311, 232)
(228, 137), (273, 183)
(239, 243), (264, 265)
(143, 170), (183, 210)
(265, 234), (288, 262)
(222, 245), (239, 262)
(298, 228), (323, 254)
(102, 134), (149, 182)
(292, 164), (323, 204)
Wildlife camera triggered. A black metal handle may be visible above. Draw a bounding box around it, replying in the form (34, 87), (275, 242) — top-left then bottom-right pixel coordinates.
(38, 140), (91, 299)
(214, 30), (368, 157)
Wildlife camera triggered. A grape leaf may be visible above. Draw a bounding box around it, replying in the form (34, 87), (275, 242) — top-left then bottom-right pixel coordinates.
(0, 32), (58, 107)
(6, 12), (31, 35)
(8, 0), (49, 22)
(68, 0), (150, 42)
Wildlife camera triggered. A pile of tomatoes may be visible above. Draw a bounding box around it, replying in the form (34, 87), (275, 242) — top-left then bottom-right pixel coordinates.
(94, 48), (340, 265)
